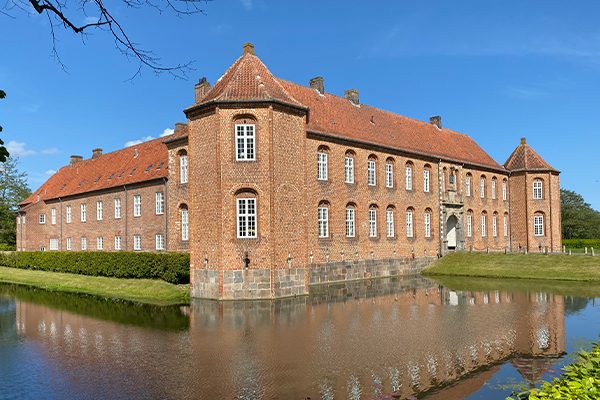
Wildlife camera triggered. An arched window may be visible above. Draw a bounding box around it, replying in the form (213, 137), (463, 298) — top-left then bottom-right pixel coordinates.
(344, 150), (355, 184)
(385, 158), (394, 188)
(480, 176), (486, 199)
(235, 122), (256, 161)
(465, 173), (472, 197)
(180, 204), (189, 241)
(368, 204), (378, 237)
(423, 165), (431, 193)
(405, 162), (413, 191)
(466, 210), (473, 238)
(534, 212), (545, 236)
(491, 177), (497, 200)
(503, 212), (509, 237)
(424, 209), (432, 238)
(386, 206), (395, 237)
(533, 179), (543, 200)
(406, 208), (414, 238)
(317, 146), (329, 181)
(236, 191), (257, 238)
(179, 150), (188, 184)
(367, 156), (377, 186)
(493, 212), (498, 237)
(345, 204), (356, 238)
(502, 178), (508, 201)
(481, 211), (487, 237)
(317, 201), (329, 238)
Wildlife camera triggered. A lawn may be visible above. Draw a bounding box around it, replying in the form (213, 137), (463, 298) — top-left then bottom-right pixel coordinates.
(423, 252), (600, 282)
(0, 266), (190, 305)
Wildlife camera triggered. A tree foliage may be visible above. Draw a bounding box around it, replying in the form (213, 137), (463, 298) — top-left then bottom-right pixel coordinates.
(561, 189), (600, 239)
(0, 90), (9, 162)
(0, 157), (31, 246)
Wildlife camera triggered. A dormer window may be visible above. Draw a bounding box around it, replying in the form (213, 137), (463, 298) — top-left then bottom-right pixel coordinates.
(235, 124), (256, 161)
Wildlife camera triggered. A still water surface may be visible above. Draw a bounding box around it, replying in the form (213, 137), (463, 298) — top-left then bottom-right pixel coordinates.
(1, 276), (599, 400)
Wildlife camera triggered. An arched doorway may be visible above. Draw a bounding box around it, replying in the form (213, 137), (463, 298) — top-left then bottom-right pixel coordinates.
(446, 215), (458, 250)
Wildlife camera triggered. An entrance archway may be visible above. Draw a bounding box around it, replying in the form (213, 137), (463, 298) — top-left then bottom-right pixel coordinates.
(446, 215), (458, 250)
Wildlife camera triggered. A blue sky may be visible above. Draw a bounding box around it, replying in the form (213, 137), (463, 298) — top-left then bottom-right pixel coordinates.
(1, 0), (599, 207)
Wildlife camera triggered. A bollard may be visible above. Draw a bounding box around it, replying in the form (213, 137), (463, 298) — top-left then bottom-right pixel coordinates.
(593, 248), (595, 257)
(569, 249), (572, 256)
(585, 247), (588, 255)
(563, 245), (566, 254)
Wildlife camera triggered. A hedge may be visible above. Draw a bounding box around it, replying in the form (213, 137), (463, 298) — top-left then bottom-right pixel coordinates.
(563, 239), (600, 249)
(0, 251), (189, 284)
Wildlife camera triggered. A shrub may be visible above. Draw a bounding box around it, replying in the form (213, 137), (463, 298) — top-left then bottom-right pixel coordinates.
(0, 251), (189, 284)
(563, 238), (600, 249)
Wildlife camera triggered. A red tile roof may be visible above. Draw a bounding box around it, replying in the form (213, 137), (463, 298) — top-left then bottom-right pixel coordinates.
(19, 126), (188, 207)
(504, 138), (558, 173)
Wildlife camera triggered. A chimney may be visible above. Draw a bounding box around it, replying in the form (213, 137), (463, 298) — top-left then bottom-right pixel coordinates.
(92, 148), (103, 159)
(310, 76), (325, 95)
(175, 122), (186, 133)
(70, 155), (83, 165)
(520, 137), (527, 145)
(344, 89), (359, 105)
(429, 116), (442, 129)
(195, 77), (211, 103)
(243, 42), (255, 55)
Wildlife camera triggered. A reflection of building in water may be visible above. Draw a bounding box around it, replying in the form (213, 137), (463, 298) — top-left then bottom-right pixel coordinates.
(10, 277), (566, 399)
(0, 297), (17, 342)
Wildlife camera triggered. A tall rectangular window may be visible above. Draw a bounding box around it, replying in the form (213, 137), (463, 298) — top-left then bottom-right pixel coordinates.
(317, 152), (328, 181)
(181, 209), (189, 241)
(81, 237), (87, 250)
(405, 165), (413, 191)
(385, 163), (393, 188)
(344, 157), (354, 183)
(368, 209), (377, 237)
(49, 238), (58, 250)
(114, 236), (122, 251)
(467, 214), (473, 238)
(534, 215), (544, 236)
(133, 235), (142, 250)
(480, 178), (486, 198)
(493, 214), (498, 237)
(345, 207), (355, 237)
(533, 180), (543, 200)
(491, 180), (497, 200)
(96, 201), (103, 221)
(81, 204), (87, 222)
(155, 192), (164, 215)
(66, 206), (72, 224)
(51, 208), (56, 225)
(96, 236), (103, 251)
(237, 198), (257, 238)
(155, 234), (165, 250)
(235, 124), (256, 161)
(39, 214), (45, 224)
(114, 198), (121, 219)
(502, 181), (507, 201)
(466, 175), (471, 196)
(406, 210), (414, 238)
(180, 154), (188, 184)
(133, 195), (141, 217)
(368, 160), (376, 186)
(424, 211), (431, 238)
(503, 214), (508, 237)
(386, 209), (394, 237)
(481, 214), (487, 237)
(317, 206), (329, 238)
(66, 237), (72, 251)
(423, 169), (430, 193)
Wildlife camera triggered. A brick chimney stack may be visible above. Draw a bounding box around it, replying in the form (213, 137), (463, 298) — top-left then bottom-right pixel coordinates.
(195, 77), (211, 103)
(243, 42), (255, 55)
(175, 122), (186, 133)
(344, 89), (359, 105)
(92, 148), (103, 159)
(70, 155), (83, 165)
(310, 77), (325, 95)
(429, 116), (442, 129)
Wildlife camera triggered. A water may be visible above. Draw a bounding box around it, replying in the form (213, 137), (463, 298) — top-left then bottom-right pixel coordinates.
(0, 276), (599, 400)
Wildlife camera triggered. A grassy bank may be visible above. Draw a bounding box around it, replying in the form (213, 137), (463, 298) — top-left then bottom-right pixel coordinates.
(0, 266), (189, 306)
(423, 252), (600, 282)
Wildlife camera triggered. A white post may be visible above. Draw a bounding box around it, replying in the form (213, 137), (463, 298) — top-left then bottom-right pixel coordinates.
(569, 249), (572, 256)
(563, 245), (566, 254)
(593, 248), (595, 257)
(585, 247), (588, 255)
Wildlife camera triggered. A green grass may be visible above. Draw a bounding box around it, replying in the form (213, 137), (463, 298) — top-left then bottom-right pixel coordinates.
(423, 252), (600, 282)
(0, 266), (190, 306)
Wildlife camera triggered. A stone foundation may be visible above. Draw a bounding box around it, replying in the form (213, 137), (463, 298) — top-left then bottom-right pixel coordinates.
(190, 257), (435, 300)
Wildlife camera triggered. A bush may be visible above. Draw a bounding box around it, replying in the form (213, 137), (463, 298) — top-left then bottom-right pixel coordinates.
(563, 238), (600, 249)
(0, 251), (189, 284)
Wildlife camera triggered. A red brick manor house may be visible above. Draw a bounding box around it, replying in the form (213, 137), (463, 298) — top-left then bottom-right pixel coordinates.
(17, 43), (561, 299)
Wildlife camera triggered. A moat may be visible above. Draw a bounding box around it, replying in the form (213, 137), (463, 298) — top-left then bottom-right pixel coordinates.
(1, 276), (599, 399)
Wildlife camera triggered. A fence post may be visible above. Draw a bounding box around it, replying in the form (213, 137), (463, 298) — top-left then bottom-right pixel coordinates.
(563, 245), (566, 254)
(585, 247), (588, 255)
(569, 249), (572, 256)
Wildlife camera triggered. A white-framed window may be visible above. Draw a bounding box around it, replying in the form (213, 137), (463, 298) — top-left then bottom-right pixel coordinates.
(386, 208), (395, 237)
(155, 234), (165, 251)
(133, 195), (141, 217)
(481, 213), (487, 237)
(385, 162), (394, 188)
(344, 156), (354, 184)
(155, 192), (164, 215)
(423, 169), (430, 193)
(237, 198), (257, 238)
(51, 208), (56, 225)
(39, 214), (46, 224)
(21, 215), (25, 224)
(81, 204), (87, 222)
(114, 236), (122, 251)
(180, 153), (188, 184)
(405, 164), (413, 191)
(424, 210), (432, 238)
(317, 205), (329, 238)
(96, 236), (104, 251)
(317, 151), (328, 181)
(114, 198), (121, 219)
(81, 237), (87, 251)
(503, 214), (508, 237)
(368, 207), (377, 237)
(502, 180), (507, 201)
(66, 237), (72, 251)
(533, 179), (543, 200)
(406, 209), (414, 238)
(345, 206), (355, 238)
(367, 159), (376, 186)
(96, 201), (103, 221)
(17, 215), (20, 225)
(493, 214), (498, 237)
(491, 179), (497, 200)
(534, 214), (545, 236)
(66, 206), (72, 224)
(49, 238), (58, 251)
(466, 175), (472, 197)
(480, 177), (486, 198)
(181, 208), (189, 241)
(235, 124), (256, 161)
(466, 212), (473, 238)
(133, 234), (142, 250)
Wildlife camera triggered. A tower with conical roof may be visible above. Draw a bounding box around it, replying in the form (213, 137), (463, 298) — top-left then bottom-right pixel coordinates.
(505, 138), (561, 253)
